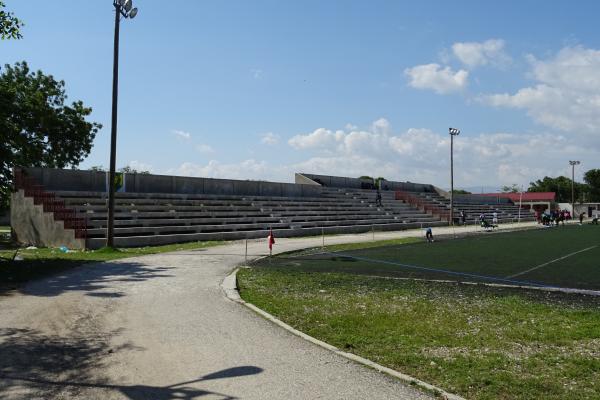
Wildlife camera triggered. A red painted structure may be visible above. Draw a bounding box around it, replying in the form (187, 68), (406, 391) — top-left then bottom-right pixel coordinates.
(14, 168), (88, 240)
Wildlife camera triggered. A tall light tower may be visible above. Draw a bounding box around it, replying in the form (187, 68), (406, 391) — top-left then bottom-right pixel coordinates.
(449, 127), (460, 226)
(107, 0), (138, 247)
(569, 160), (580, 217)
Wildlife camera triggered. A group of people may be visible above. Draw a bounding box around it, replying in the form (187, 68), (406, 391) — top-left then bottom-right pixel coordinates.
(535, 209), (578, 226)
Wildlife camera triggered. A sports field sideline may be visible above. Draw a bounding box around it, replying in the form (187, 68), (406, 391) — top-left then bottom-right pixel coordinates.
(258, 224), (600, 291)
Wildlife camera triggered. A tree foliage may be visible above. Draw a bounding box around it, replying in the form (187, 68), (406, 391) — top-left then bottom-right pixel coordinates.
(452, 189), (472, 194)
(119, 165), (150, 174)
(501, 184), (521, 193)
(0, 61), (102, 208)
(0, 1), (22, 39)
(528, 176), (586, 203)
(583, 169), (600, 202)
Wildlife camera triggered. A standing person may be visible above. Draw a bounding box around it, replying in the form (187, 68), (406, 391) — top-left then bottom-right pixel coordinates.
(460, 210), (466, 226)
(425, 227), (434, 243)
(375, 188), (382, 207)
(534, 209), (540, 224)
(492, 211), (498, 226)
(579, 212), (585, 225)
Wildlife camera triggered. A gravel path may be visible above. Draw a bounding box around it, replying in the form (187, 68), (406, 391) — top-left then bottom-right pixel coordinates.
(0, 223), (533, 399)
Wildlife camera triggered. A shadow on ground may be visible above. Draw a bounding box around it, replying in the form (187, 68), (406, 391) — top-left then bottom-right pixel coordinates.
(1, 260), (174, 297)
(0, 328), (262, 399)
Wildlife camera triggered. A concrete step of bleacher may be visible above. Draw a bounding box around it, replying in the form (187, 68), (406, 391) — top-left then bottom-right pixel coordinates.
(85, 212), (428, 230)
(86, 216), (435, 238)
(85, 220), (449, 249)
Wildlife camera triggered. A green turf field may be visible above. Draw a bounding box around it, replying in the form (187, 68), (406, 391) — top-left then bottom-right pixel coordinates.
(257, 225), (600, 290)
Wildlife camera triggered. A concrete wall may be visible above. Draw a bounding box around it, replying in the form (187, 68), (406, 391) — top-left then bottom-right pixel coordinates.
(299, 172), (435, 192)
(10, 190), (85, 249)
(18, 167), (322, 198)
(574, 203), (600, 217)
(453, 194), (512, 205)
(294, 173), (322, 186)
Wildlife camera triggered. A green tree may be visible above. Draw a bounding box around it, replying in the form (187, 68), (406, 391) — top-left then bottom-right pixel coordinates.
(1, 1), (23, 39)
(119, 165), (150, 174)
(528, 176), (587, 203)
(452, 189), (472, 195)
(1, 61), (102, 208)
(501, 184), (521, 193)
(583, 169), (600, 202)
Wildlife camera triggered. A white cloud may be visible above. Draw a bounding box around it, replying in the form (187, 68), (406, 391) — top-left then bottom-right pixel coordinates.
(404, 63), (469, 94)
(260, 132), (280, 145)
(288, 119), (392, 156)
(482, 45), (600, 134)
(160, 117), (598, 191)
(196, 144), (215, 154)
(288, 128), (345, 150)
(172, 130), (191, 140)
(287, 119), (597, 189)
(168, 159), (275, 181)
(371, 118), (391, 134)
(452, 39), (511, 68)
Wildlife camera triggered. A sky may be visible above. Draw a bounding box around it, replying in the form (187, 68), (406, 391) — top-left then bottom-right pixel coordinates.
(3, 1), (600, 191)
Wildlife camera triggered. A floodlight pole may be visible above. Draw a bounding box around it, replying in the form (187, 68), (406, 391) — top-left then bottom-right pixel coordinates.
(107, 1), (138, 247)
(107, 4), (121, 247)
(569, 160), (580, 217)
(449, 128), (460, 226)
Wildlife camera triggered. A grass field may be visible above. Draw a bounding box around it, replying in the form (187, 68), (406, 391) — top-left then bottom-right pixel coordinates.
(267, 225), (600, 290)
(239, 226), (600, 399)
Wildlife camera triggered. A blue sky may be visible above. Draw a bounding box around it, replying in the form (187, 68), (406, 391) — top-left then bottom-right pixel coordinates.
(4, 1), (600, 190)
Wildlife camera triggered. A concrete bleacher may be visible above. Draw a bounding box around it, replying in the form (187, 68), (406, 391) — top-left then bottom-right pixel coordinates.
(413, 191), (534, 223)
(12, 168), (453, 249)
(50, 187), (444, 248)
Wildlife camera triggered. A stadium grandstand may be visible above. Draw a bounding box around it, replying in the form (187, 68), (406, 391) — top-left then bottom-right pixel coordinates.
(11, 167), (533, 249)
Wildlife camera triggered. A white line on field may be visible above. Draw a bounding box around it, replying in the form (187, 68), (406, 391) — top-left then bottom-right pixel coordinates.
(506, 245), (598, 279)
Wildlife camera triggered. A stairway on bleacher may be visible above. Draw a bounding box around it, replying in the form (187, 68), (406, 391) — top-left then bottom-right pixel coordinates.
(413, 192), (534, 223)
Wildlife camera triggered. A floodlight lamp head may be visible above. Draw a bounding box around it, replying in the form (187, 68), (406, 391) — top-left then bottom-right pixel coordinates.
(128, 7), (138, 18)
(123, 0), (133, 12)
(449, 127), (460, 135)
